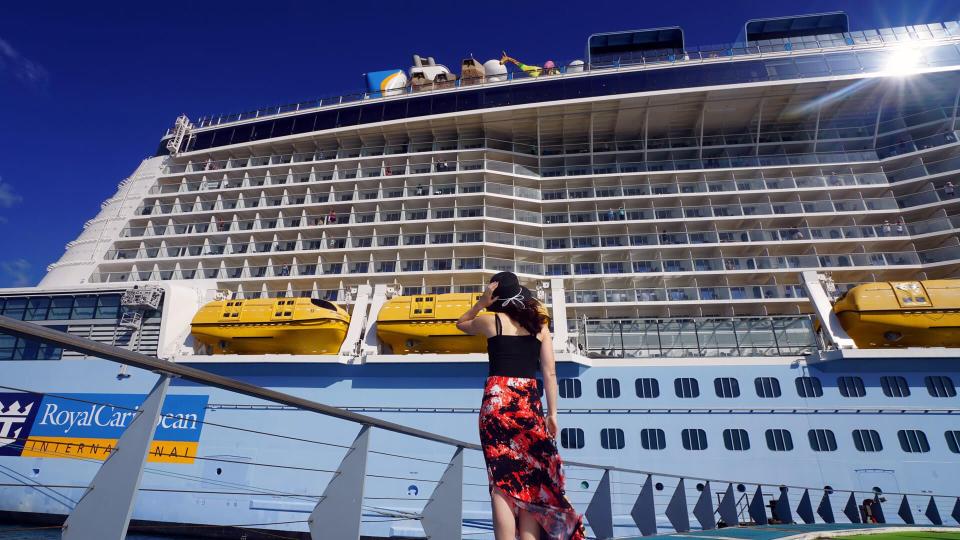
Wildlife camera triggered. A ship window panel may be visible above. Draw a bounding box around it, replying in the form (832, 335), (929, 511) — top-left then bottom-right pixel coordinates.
(382, 100), (408, 121)
(924, 376), (957, 397)
(359, 104), (384, 124)
(880, 376), (911, 398)
(12, 337), (41, 360)
(722, 428), (750, 451)
(336, 107), (360, 128)
(600, 428), (625, 449)
(764, 58), (799, 79)
(291, 113), (318, 134)
(95, 295), (121, 319)
(0, 333), (17, 359)
(69, 296), (98, 319)
(597, 378), (621, 398)
(852, 429), (883, 452)
(795, 376), (823, 397)
(714, 377), (741, 398)
(765, 429), (794, 451)
(795, 56), (829, 77)
(559, 378), (582, 399)
(946, 431), (960, 454)
(924, 43), (960, 67)
(430, 94), (455, 115)
(47, 297), (73, 320)
(825, 53), (862, 74)
(808, 429), (838, 452)
(24, 297), (50, 321)
(560, 428), (585, 449)
(635, 378), (660, 398)
(681, 428), (708, 450)
(754, 377), (782, 398)
(898, 430), (930, 453)
(456, 90), (480, 111)
(640, 428), (666, 450)
(838, 376), (866, 397)
(674, 377), (700, 398)
(250, 121), (274, 141)
(271, 117), (294, 138)
(313, 111), (337, 131)
(1, 297), (27, 320)
(405, 96), (432, 117)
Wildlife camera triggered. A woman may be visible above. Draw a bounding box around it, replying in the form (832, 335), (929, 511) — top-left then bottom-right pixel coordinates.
(457, 272), (585, 540)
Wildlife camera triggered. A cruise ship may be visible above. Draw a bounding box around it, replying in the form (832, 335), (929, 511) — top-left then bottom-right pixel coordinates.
(1, 11), (960, 538)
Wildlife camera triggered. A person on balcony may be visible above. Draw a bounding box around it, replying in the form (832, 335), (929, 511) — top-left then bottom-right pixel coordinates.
(456, 272), (585, 540)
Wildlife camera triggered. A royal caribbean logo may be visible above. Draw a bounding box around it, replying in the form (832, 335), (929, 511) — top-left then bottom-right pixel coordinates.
(0, 393), (42, 456)
(0, 392), (208, 464)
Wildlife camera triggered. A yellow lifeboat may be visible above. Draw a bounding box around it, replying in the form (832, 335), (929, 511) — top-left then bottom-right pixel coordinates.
(833, 280), (960, 348)
(376, 293), (491, 354)
(191, 297), (350, 354)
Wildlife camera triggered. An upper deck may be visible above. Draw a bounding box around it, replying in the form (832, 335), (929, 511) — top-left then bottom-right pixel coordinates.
(163, 19), (960, 156)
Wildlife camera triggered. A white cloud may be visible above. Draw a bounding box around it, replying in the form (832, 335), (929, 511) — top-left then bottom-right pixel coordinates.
(0, 177), (22, 208)
(1, 259), (31, 287)
(0, 37), (48, 87)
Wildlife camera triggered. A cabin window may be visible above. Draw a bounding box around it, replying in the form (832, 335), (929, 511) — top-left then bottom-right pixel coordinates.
(795, 376), (823, 397)
(635, 378), (660, 398)
(597, 378), (620, 398)
(838, 376), (866, 397)
(714, 377), (740, 398)
(559, 379), (581, 399)
(897, 430), (930, 453)
(881, 376), (911, 397)
(808, 429), (838, 452)
(925, 376), (957, 398)
(765, 429), (794, 451)
(674, 378), (700, 398)
(755, 377), (782, 398)
(852, 429), (883, 452)
(723, 429), (750, 451)
(946, 431), (960, 454)
(560, 428), (585, 449)
(681, 429), (708, 451)
(640, 429), (666, 450)
(600, 428), (625, 449)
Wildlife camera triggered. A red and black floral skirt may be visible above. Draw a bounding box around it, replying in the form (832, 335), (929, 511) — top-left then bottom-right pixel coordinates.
(479, 376), (586, 540)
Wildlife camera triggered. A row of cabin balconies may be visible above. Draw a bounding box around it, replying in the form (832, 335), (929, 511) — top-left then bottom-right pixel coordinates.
(139, 172), (892, 212)
(170, 104), (957, 175)
(105, 215), (960, 262)
(146, 142), (960, 210)
(91, 245), (960, 285)
(118, 192), (951, 239)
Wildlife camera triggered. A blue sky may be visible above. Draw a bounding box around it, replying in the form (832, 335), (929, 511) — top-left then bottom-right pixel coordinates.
(0, 0), (957, 287)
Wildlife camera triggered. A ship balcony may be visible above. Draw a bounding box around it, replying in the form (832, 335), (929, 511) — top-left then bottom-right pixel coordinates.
(139, 171), (892, 214)
(117, 189), (960, 241)
(89, 245), (960, 284)
(105, 215), (960, 262)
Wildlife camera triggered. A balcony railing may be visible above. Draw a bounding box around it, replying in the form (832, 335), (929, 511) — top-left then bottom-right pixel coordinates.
(104, 215), (960, 262)
(89, 246), (960, 284)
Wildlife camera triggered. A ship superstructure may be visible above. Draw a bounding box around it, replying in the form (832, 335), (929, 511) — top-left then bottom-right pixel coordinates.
(1, 12), (959, 539)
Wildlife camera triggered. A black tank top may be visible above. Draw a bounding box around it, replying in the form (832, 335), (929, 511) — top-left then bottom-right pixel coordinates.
(487, 314), (541, 378)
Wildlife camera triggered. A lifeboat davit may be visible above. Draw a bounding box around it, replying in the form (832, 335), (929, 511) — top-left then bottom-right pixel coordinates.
(376, 293), (490, 354)
(191, 298), (350, 355)
(833, 280), (960, 348)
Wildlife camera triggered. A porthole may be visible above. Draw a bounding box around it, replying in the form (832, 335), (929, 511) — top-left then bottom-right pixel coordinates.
(655, 482), (664, 491)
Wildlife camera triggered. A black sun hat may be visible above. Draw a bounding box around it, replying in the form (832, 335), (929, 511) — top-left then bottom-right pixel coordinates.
(487, 271), (533, 312)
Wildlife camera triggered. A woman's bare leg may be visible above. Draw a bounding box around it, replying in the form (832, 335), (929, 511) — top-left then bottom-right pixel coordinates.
(491, 489), (517, 540)
(519, 508), (541, 540)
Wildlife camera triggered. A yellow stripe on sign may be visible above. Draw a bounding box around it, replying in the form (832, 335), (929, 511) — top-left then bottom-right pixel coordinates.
(22, 437), (199, 464)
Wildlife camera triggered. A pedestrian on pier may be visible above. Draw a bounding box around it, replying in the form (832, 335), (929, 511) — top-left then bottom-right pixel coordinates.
(457, 272), (585, 540)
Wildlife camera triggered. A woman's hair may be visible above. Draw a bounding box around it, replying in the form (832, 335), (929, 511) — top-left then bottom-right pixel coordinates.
(499, 297), (549, 336)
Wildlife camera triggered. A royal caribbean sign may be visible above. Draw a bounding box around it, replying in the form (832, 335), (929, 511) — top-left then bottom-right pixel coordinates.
(0, 392), (208, 464)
